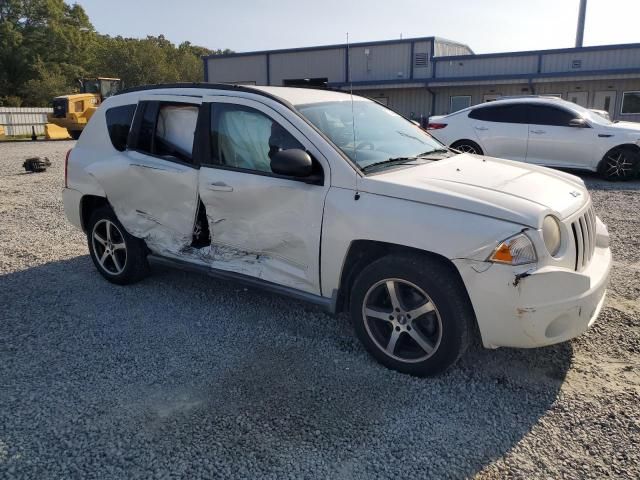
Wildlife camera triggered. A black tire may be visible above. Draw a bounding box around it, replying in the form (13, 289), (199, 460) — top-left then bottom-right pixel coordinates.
(87, 205), (149, 285)
(450, 140), (483, 155)
(349, 253), (475, 377)
(598, 147), (639, 181)
(69, 130), (82, 140)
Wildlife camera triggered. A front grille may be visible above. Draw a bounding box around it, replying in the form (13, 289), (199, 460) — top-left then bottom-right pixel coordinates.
(52, 98), (68, 118)
(571, 205), (597, 271)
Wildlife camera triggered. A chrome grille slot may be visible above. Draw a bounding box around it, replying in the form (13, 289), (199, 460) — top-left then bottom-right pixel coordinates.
(571, 205), (597, 271)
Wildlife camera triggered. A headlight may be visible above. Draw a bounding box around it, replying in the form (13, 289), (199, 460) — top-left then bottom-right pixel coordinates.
(542, 215), (562, 257)
(489, 233), (537, 265)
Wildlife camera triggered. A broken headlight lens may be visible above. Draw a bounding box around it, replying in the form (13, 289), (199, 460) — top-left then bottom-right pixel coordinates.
(542, 215), (562, 257)
(489, 233), (537, 266)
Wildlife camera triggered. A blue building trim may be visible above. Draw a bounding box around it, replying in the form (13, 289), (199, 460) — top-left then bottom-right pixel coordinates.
(327, 67), (640, 89)
(203, 57), (209, 82)
(409, 41), (415, 80)
(266, 53), (270, 85)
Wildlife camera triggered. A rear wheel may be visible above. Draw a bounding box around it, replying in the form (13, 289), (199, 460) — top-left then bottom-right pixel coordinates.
(87, 206), (149, 285)
(450, 140), (483, 155)
(599, 147), (638, 181)
(349, 254), (475, 376)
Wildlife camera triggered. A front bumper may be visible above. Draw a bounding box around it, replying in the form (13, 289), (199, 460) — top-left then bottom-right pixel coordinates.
(454, 236), (612, 349)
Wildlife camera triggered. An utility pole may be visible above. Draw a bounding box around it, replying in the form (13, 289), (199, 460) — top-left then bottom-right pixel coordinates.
(575, 0), (587, 48)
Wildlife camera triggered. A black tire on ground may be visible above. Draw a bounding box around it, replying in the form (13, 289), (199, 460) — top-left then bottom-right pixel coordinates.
(349, 253), (476, 377)
(87, 205), (149, 285)
(69, 130), (82, 140)
(450, 140), (483, 155)
(598, 146), (639, 181)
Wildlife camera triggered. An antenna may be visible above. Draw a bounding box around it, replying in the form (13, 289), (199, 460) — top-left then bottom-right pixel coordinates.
(347, 32), (357, 164)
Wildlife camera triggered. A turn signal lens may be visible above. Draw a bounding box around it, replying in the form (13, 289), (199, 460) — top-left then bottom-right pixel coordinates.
(489, 233), (537, 266)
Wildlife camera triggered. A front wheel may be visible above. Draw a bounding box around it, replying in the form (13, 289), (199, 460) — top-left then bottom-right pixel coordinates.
(349, 254), (475, 376)
(599, 147), (638, 181)
(87, 206), (149, 285)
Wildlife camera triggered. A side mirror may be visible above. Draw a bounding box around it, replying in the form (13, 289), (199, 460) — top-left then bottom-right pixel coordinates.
(270, 148), (313, 177)
(569, 118), (589, 128)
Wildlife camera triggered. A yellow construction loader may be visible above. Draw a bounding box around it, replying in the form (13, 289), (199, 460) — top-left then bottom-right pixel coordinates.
(48, 77), (122, 139)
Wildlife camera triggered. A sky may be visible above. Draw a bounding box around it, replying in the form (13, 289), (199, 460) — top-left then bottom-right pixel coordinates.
(69, 0), (640, 54)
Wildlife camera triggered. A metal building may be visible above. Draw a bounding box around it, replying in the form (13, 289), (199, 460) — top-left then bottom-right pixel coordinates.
(203, 36), (640, 122)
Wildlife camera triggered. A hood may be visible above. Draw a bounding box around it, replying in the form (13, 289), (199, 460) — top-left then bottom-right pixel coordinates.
(358, 154), (588, 228)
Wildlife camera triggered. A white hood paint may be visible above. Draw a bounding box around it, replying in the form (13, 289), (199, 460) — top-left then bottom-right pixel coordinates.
(358, 154), (588, 228)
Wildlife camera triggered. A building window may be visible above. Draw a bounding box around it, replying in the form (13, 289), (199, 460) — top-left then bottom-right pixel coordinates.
(450, 95), (471, 113)
(621, 91), (640, 115)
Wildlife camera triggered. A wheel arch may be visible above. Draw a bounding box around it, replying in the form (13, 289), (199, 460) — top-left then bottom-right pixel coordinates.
(80, 195), (110, 232)
(334, 240), (473, 316)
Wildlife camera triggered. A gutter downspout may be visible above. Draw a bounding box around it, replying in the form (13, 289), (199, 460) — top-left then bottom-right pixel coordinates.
(426, 87), (436, 122)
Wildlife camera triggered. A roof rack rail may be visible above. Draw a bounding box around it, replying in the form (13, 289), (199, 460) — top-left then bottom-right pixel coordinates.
(114, 82), (295, 108)
(495, 94), (563, 100)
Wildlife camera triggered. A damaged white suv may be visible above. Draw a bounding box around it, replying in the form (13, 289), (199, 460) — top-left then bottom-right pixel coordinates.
(63, 84), (612, 376)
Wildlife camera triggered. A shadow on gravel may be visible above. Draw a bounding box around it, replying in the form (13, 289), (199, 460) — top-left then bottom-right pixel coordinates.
(0, 256), (572, 479)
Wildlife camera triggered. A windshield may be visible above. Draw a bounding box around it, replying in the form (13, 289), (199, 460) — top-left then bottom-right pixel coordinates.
(296, 100), (446, 170)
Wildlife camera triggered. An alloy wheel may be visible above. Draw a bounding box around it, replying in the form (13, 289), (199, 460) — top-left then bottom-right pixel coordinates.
(455, 144), (478, 154)
(605, 151), (633, 178)
(362, 278), (443, 363)
(92, 219), (127, 275)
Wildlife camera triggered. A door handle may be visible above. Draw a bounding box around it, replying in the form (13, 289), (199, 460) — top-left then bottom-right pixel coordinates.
(474, 126), (489, 131)
(208, 181), (233, 192)
(530, 129), (546, 134)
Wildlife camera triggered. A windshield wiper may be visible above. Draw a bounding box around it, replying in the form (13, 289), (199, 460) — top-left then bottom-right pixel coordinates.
(361, 156), (424, 173)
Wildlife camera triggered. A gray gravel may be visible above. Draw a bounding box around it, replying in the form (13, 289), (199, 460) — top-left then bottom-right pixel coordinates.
(1, 140), (639, 479)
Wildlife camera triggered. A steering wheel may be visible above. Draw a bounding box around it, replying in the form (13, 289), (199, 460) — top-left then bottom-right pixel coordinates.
(356, 141), (375, 150)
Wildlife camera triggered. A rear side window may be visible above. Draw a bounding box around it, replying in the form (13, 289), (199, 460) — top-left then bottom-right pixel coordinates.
(468, 104), (528, 124)
(134, 102), (199, 163)
(105, 104), (136, 151)
(528, 105), (578, 127)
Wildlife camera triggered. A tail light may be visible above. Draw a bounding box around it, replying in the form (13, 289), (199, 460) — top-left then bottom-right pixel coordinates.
(64, 149), (72, 188)
(427, 123), (448, 130)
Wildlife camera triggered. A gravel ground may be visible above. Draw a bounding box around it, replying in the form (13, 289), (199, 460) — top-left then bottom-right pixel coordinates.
(1, 140), (639, 479)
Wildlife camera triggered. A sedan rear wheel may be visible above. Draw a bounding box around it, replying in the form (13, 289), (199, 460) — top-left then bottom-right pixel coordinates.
(450, 140), (483, 155)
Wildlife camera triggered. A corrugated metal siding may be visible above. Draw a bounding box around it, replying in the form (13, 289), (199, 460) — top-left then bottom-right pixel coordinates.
(0, 107), (52, 136)
(207, 55), (268, 84)
(431, 84), (531, 115)
(412, 41), (432, 79)
(355, 87), (431, 119)
(269, 49), (345, 85)
(349, 43), (411, 82)
(541, 48), (640, 73)
(435, 55), (538, 78)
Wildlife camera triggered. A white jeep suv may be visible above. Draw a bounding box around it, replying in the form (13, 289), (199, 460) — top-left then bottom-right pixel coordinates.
(63, 84), (612, 376)
(428, 96), (640, 180)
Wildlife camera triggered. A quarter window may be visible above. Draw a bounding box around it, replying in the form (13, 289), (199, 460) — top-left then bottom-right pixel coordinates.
(528, 105), (577, 127)
(450, 95), (471, 113)
(210, 103), (303, 173)
(621, 91), (640, 115)
(468, 104), (529, 124)
(105, 104), (136, 151)
(135, 102), (199, 163)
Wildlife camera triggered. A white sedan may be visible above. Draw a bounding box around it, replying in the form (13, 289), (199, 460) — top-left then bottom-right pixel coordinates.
(428, 97), (640, 180)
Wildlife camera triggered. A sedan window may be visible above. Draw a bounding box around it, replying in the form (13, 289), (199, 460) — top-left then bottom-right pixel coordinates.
(528, 105), (578, 127)
(468, 104), (529, 124)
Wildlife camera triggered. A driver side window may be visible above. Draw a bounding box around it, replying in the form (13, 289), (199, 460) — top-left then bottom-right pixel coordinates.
(210, 103), (303, 173)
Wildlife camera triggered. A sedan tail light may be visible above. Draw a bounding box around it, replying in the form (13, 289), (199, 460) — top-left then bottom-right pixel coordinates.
(64, 149), (72, 188)
(427, 123), (448, 130)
